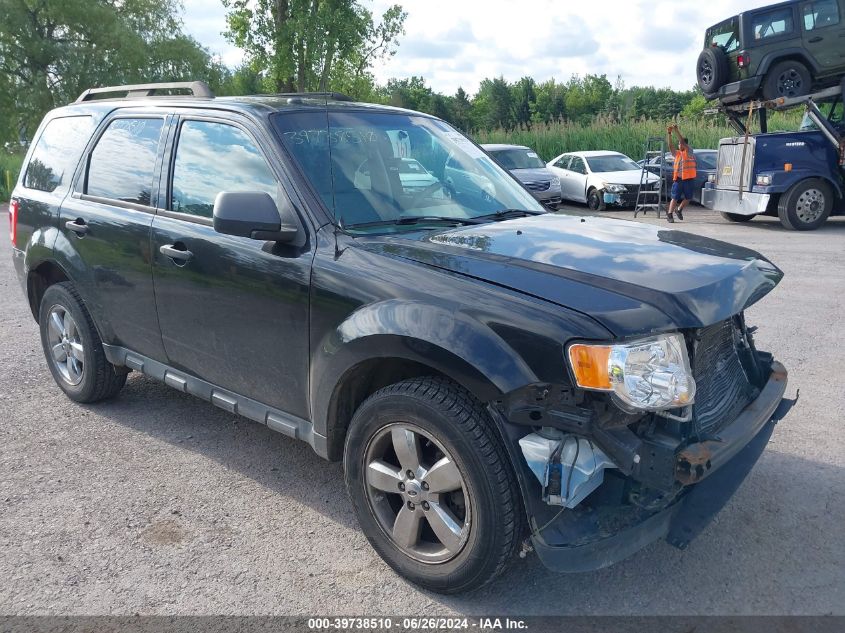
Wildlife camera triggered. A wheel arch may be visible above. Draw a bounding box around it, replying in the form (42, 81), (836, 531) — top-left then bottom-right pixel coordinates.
(312, 299), (542, 461)
(758, 50), (820, 76)
(26, 259), (71, 322)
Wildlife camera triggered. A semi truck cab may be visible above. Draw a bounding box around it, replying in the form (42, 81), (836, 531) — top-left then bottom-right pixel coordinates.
(703, 85), (845, 230)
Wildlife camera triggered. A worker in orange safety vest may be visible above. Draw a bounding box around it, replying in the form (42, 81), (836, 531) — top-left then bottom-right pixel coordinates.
(666, 124), (697, 223)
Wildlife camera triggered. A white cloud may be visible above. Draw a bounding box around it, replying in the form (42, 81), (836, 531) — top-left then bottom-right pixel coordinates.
(181, 0), (777, 95)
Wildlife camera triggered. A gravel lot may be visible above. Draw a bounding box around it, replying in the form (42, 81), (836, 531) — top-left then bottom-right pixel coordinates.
(1, 202), (844, 616)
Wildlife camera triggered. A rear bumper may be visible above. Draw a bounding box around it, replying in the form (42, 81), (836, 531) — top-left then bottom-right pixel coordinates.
(711, 76), (763, 104)
(702, 186), (771, 215)
(532, 361), (789, 573)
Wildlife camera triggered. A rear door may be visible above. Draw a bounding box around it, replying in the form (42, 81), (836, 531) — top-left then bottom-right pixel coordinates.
(801, 0), (843, 70)
(59, 112), (170, 361)
(150, 113), (312, 418)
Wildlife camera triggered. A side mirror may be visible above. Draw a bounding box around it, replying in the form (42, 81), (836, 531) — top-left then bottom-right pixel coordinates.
(212, 191), (299, 243)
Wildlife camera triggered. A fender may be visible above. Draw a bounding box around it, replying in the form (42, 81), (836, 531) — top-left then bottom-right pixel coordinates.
(311, 300), (540, 449)
(21, 226), (62, 316)
(757, 49), (821, 76)
(766, 170), (844, 200)
(50, 226), (103, 314)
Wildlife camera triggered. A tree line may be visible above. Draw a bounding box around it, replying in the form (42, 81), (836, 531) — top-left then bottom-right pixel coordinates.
(0, 0), (710, 147)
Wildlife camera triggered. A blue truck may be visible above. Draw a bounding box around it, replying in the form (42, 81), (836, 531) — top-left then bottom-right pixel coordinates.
(703, 84), (845, 230)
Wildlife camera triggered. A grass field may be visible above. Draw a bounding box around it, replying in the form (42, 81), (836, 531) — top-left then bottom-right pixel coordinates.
(0, 153), (23, 202)
(474, 111), (804, 162)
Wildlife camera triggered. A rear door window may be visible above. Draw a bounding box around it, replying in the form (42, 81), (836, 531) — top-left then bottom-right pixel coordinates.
(751, 7), (796, 40)
(86, 117), (165, 206)
(169, 120), (279, 219)
(803, 0), (840, 30)
(24, 116), (94, 193)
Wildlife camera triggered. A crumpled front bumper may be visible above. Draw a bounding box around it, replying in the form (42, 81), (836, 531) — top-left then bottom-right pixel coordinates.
(532, 361), (790, 573)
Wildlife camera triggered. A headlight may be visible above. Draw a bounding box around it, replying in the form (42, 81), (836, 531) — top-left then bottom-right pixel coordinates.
(604, 183), (627, 193)
(756, 174), (772, 186)
(550, 177), (560, 187)
(567, 333), (696, 411)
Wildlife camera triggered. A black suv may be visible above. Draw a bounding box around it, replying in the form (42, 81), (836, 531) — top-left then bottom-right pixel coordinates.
(9, 82), (791, 593)
(698, 0), (845, 103)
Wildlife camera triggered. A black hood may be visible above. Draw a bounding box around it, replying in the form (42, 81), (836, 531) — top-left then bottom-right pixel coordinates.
(360, 214), (783, 336)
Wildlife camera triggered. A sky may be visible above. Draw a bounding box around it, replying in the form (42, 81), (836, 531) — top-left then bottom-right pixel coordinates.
(181, 0), (777, 95)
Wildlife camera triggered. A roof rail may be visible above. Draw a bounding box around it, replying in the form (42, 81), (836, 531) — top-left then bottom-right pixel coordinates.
(272, 91), (354, 102)
(75, 81), (214, 103)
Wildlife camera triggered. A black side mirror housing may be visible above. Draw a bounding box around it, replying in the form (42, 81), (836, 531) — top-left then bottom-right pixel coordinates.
(212, 191), (299, 243)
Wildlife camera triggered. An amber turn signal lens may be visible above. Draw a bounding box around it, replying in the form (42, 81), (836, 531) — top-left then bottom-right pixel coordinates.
(568, 344), (612, 390)
(784, 163), (793, 172)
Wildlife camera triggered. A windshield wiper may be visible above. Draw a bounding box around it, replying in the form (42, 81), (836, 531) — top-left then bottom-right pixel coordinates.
(471, 208), (546, 222)
(347, 216), (483, 230)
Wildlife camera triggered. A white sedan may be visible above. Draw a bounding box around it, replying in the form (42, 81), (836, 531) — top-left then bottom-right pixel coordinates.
(547, 151), (659, 210)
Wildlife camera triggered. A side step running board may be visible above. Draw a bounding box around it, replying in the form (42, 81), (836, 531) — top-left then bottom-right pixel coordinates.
(102, 344), (329, 457)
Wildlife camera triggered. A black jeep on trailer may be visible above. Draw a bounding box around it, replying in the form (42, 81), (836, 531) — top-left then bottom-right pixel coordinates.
(698, 0), (845, 104)
(9, 82), (792, 593)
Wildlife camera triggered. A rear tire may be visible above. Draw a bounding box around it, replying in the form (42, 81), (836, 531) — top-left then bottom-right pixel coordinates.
(720, 212), (755, 223)
(762, 60), (811, 100)
(777, 179), (832, 231)
(344, 377), (523, 594)
(39, 282), (127, 403)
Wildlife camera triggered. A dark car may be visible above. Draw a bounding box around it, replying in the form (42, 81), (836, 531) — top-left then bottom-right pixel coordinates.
(698, 0), (845, 103)
(643, 149), (718, 204)
(481, 144), (562, 208)
(9, 82), (791, 594)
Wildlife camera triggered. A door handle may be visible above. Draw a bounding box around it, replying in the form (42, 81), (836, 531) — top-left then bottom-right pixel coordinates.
(65, 219), (89, 236)
(160, 244), (193, 264)
(808, 36), (823, 43)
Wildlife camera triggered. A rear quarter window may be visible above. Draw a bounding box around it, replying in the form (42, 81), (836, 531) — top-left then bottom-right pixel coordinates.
(23, 116), (94, 193)
(86, 117), (165, 206)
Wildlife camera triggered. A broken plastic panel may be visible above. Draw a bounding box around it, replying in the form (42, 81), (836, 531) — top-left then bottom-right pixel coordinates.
(519, 432), (616, 508)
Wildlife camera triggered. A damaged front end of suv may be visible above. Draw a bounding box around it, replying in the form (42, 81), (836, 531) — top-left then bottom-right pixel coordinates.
(497, 313), (790, 571)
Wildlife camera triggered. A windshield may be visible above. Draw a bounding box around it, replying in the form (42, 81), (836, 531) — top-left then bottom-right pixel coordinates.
(274, 111), (542, 233)
(696, 152), (718, 170)
(706, 17), (741, 52)
(585, 154), (639, 173)
(488, 148), (545, 170)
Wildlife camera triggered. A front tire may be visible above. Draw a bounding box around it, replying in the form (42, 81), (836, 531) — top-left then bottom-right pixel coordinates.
(344, 377), (523, 594)
(777, 179), (832, 230)
(39, 282), (127, 403)
(721, 212), (755, 223)
(587, 188), (606, 211)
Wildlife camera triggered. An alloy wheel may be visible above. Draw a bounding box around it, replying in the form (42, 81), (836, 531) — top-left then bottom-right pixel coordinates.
(699, 60), (713, 86)
(363, 423), (471, 564)
(46, 305), (84, 385)
(777, 69), (803, 97)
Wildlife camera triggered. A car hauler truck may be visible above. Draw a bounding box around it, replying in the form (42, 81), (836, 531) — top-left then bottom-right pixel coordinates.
(703, 84), (845, 230)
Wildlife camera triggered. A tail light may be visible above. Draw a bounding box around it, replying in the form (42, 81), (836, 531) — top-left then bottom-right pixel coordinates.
(8, 198), (19, 248)
(737, 54), (749, 68)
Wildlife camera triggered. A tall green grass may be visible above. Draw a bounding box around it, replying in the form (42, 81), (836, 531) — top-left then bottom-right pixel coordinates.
(0, 153), (24, 202)
(474, 111), (804, 162)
